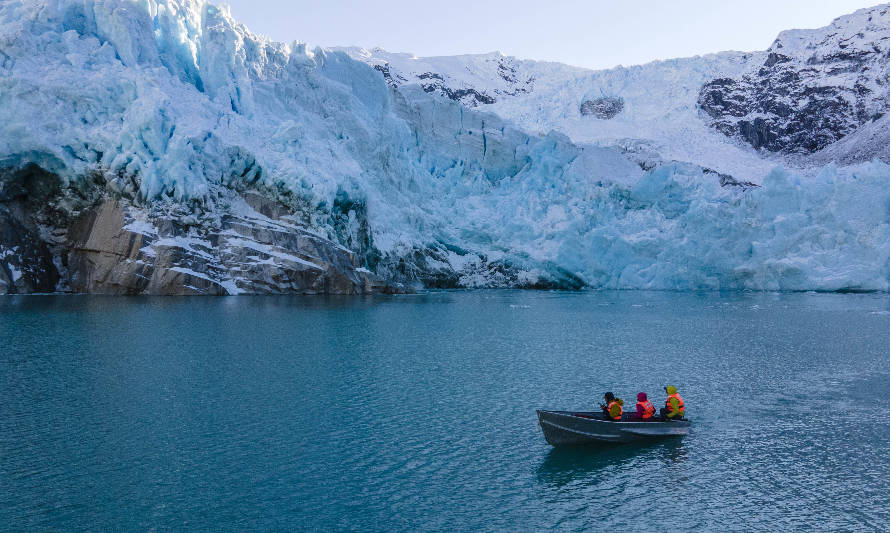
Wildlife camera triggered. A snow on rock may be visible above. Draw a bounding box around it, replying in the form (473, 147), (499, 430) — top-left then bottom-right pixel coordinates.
(61, 195), (387, 295)
(699, 3), (890, 157)
(337, 48), (537, 107)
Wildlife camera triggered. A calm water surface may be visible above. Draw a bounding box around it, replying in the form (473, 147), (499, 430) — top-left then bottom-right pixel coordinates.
(2, 291), (890, 531)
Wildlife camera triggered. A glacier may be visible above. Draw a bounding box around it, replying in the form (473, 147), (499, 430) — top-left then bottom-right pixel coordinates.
(1, 0), (890, 293)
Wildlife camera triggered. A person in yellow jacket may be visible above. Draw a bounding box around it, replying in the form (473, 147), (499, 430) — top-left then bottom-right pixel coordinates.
(599, 392), (624, 421)
(660, 385), (685, 420)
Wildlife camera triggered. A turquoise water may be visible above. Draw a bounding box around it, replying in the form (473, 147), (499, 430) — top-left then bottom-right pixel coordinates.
(2, 291), (890, 531)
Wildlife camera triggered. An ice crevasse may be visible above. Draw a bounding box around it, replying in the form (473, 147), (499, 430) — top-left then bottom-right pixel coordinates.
(1, 0), (889, 291)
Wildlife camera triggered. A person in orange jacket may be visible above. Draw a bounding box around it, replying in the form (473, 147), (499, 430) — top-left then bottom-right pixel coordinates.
(599, 391), (624, 421)
(660, 385), (685, 420)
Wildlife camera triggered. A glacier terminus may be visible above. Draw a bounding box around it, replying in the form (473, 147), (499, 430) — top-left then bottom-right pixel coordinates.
(3, 0), (890, 294)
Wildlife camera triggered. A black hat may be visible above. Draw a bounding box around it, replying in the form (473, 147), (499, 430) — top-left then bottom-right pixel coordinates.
(604, 391), (615, 401)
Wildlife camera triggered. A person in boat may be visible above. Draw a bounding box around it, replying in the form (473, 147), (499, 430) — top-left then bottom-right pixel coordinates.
(635, 392), (656, 421)
(599, 392), (624, 421)
(660, 385), (686, 420)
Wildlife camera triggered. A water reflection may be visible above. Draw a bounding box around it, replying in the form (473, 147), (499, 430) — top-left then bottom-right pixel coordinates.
(537, 439), (687, 487)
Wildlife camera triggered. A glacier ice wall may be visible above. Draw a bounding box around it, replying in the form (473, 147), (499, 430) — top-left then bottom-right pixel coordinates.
(1, 0), (890, 291)
(478, 159), (890, 291)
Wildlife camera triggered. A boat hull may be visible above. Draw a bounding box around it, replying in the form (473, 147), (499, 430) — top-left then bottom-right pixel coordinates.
(536, 410), (690, 445)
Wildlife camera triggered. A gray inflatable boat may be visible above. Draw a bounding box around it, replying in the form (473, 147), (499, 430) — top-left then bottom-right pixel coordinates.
(537, 410), (691, 445)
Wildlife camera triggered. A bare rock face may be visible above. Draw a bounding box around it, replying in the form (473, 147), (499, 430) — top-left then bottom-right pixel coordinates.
(0, 166), (395, 295)
(0, 211), (60, 294)
(0, 164), (64, 294)
(579, 97), (625, 119)
(66, 200), (155, 294)
(65, 200), (226, 295)
(63, 197), (387, 295)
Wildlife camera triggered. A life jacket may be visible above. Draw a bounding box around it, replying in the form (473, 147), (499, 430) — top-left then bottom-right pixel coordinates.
(666, 393), (685, 416)
(637, 400), (655, 420)
(607, 400), (623, 420)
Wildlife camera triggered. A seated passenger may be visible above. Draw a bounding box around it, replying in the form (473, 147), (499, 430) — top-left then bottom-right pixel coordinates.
(635, 392), (656, 420)
(599, 392), (624, 421)
(660, 385), (686, 420)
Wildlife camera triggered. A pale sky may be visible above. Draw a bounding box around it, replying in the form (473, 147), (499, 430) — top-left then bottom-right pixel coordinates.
(221, 1), (884, 70)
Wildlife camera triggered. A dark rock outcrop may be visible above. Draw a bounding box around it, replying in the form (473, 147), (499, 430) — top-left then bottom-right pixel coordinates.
(373, 63), (406, 88)
(369, 56), (534, 108)
(0, 164), (69, 293)
(702, 168), (759, 190)
(418, 72), (496, 106)
(580, 97), (625, 119)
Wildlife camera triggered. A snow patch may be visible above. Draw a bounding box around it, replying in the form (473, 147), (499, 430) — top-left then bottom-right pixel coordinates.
(8, 265), (22, 283)
(123, 219), (159, 237)
(223, 237), (324, 270)
(152, 236), (215, 261)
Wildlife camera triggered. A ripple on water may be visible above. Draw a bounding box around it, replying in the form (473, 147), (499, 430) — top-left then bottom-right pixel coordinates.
(1, 291), (890, 530)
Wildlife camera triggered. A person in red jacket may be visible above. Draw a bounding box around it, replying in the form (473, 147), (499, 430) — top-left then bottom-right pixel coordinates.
(635, 392), (656, 421)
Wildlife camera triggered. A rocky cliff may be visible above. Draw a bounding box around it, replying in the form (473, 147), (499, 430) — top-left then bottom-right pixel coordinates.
(0, 164), (391, 295)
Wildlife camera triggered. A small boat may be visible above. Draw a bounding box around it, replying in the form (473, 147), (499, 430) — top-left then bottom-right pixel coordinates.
(536, 410), (690, 445)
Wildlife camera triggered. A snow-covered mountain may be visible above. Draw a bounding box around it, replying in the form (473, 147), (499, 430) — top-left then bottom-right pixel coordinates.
(2, 0), (890, 294)
(339, 47), (775, 184)
(699, 5), (890, 158)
